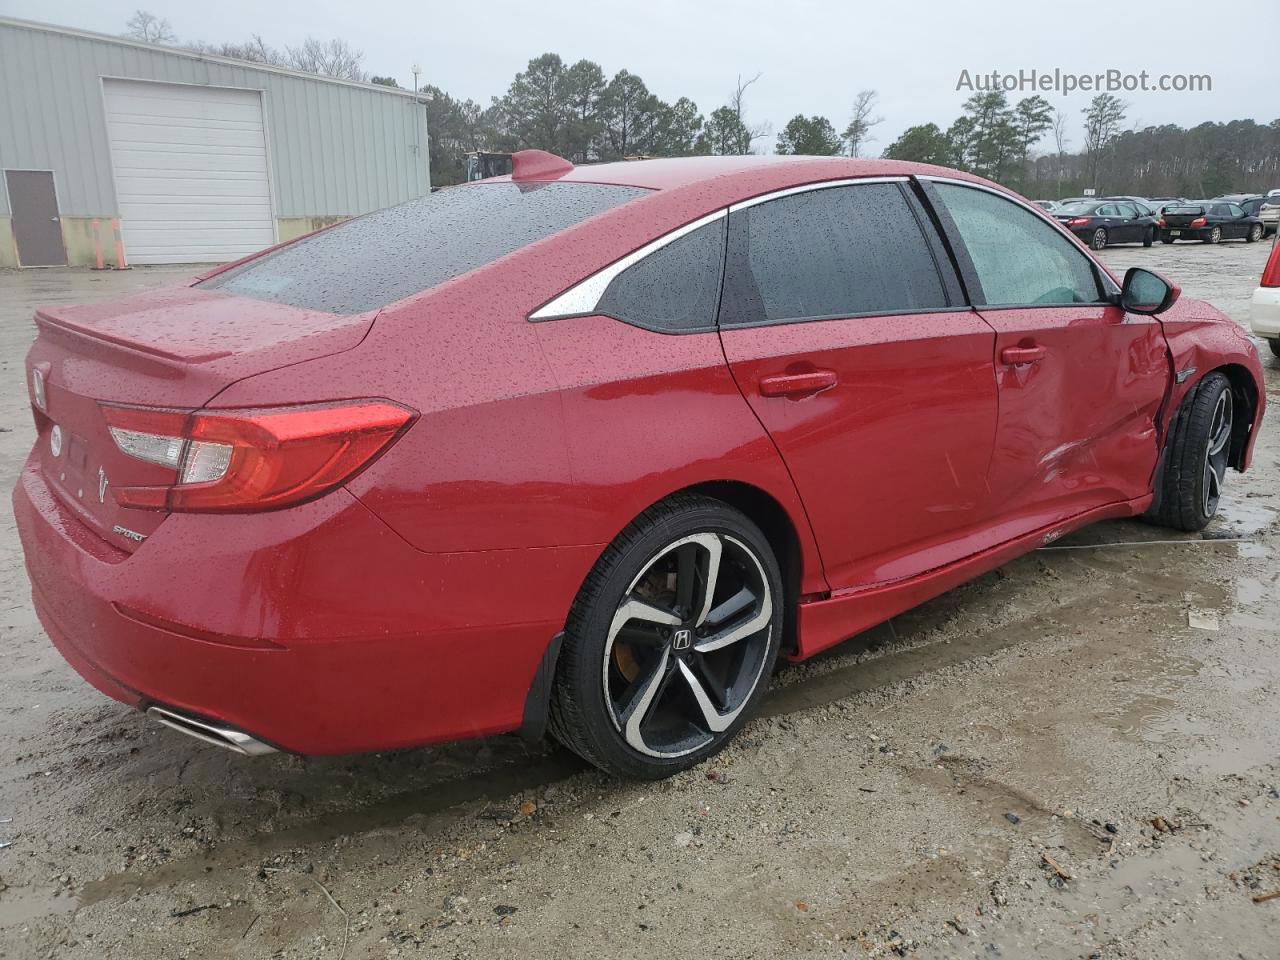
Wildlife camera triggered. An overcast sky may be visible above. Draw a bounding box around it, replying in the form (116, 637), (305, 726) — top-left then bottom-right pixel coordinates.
(3, 0), (1274, 151)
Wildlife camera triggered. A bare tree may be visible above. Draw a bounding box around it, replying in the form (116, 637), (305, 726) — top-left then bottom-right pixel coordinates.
(728, 73), (769, 153)
(188, 34), (281, 65)
(842, 89), (883, 158)
(1051, 108), (1070, 195)
(124, 10), (176, 44)
(285, 38), (367, 82)
(1081, 93), (1127, 190)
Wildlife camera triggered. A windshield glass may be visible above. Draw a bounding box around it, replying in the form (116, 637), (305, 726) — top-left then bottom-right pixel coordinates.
(1055, 202), (1096, 215)
(201, 181), (650, 314)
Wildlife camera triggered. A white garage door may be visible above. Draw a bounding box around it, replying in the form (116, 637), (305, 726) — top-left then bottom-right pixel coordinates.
(103, 79), (276, 264)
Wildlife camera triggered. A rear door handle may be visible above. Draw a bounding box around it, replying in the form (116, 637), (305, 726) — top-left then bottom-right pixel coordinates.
(758, 369), (838, 398)
(1000, 345), (1046, 365)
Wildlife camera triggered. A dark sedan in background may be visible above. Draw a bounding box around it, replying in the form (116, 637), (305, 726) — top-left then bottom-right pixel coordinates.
(1158, 201), (1266, 244)
(1055, 200), (1158, 249)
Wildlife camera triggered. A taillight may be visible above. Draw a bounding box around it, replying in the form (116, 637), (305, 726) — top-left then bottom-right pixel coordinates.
(101, 400), (415, 512)
(1066, 217), (1090, 226)
(1190, 217), (1207, 227)
(1157, 218), (1166, 227)
(1262, 242), (1280, 288)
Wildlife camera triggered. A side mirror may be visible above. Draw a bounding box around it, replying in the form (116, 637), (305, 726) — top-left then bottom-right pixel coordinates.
(1120, 267), (1180, 315)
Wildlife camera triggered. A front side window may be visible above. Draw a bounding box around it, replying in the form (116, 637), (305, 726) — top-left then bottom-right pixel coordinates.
(719, 182), (951, 326)
(933, 183), (1103, 307)
(593, 219), (726, 332)
(201, 182), (650, 314)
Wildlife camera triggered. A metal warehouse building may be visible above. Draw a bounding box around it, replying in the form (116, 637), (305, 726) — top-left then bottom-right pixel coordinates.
(0, 16), (430, 267)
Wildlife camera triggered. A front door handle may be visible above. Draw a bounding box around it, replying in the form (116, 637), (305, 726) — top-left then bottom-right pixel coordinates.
(759, 369), (838, 398)
(1000, 345), (1046, 365)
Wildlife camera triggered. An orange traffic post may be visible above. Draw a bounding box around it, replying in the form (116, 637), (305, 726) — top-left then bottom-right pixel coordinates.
(111, 218), (130, 270)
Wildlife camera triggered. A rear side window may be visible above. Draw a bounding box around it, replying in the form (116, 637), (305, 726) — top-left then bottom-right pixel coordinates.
(201, 182), (649, 314)
(720, 182), (951, 326)
(933, 183), (1102, 307)
(594, 218), (726, 332)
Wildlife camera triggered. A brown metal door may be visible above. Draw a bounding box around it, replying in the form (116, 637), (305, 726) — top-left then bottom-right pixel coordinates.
(5, 170), (67, 267)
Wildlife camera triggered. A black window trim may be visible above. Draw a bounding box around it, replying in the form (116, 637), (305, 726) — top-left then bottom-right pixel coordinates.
(717, 178), (968, 330)
(915, 175), (1121, 311)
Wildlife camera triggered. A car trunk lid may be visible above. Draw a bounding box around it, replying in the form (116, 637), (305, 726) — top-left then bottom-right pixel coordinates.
(1162, 206), (1205, 227)
(25, 283), (376, 552)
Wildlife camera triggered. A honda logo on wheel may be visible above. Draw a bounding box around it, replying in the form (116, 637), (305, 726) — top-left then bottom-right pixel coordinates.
(672, 629), (692, 650)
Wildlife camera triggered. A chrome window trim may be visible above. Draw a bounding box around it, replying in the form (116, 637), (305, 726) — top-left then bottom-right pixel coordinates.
(529, 208), (727, 320)
(919, 174), (1122, 298)
(529, 176), (910, 322)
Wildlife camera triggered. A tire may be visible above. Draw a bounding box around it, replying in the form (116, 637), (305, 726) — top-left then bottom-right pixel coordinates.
(1161, 237), (1175, 244)
(548, 495), (784, 779)
(1148, 372), (1235, 532)
(1246, 224), (1263, 243)
(1205, 226), (1222, 244)
(1270, 339), (1280, 358)
(1090, 227), (1108, 250)
(1143, 229), (1154, 248)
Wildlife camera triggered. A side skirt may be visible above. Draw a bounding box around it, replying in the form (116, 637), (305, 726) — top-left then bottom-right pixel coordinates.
(791, 495), (1151, 660)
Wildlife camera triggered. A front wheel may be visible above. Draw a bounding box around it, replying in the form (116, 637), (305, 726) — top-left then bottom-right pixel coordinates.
(1090, 227), (1108, 250)
(549, 495), (784, 779)
(1148, 372), (1235, 531)
(1247, 224), (1263, 243)
(1205, 226), (1222, 244)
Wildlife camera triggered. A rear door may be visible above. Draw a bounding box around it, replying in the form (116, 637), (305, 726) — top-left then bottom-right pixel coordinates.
(924, 180), (1171, 535)
(717, 180), (998, 590)
(1116, 203), (1143, 242)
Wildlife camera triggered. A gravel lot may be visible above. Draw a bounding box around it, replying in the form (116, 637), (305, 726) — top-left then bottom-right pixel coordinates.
(0, 240), (1278, 960)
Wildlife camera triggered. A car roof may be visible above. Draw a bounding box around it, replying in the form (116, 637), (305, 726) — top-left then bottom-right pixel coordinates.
(496, 154), (990, 201)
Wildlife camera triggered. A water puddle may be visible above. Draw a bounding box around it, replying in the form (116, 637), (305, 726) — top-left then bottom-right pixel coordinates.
(0, 886), (79, 929)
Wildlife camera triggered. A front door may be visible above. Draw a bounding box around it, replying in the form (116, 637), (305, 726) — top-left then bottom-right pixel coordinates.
(5, 171), (66, 267)
(926, 181), (1170, 534)
(717, 181), (998, 590)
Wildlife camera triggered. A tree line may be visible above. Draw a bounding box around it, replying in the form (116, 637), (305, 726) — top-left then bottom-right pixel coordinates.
(125, 10), (1280, 196)
(885, 91), (1280, 198)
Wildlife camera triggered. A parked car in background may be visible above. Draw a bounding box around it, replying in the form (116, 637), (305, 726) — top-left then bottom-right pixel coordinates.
(1147, 197), (1187, 216)
(1059, 196), (1093, 205)
(1258, 190), (1280, 236)
(1034, 200), (1059, 211)
(1054, 200), (1158, 249)
(12, 152), (1266, 779)
(1212, 194), (1266, 217)
(1158, 201), (1266, 244)
(1251, 239), (1280, 357)
(1102, 196), (1158, 216)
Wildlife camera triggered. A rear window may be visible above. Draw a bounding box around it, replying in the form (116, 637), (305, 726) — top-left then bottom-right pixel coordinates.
(201, 182), (650, 314)
(1165, 205), (1204, 215)
(1056, 202), (1096, 215)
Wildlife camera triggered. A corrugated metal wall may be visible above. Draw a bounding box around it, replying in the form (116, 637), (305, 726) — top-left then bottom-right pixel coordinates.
(0, 17), (430, 218)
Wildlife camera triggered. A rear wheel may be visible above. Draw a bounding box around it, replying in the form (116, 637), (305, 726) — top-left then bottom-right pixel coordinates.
(548, 495), (783, 779)
(1161, 237), (1176, 244)
(1270, 339), (1280, 358)
(1247, 224), (1263, 243)
(1143, 228), (1155, 247)
(1205, 226), (1222, 244)
(1090, 227), (1108, 250)
(1148, 373), (1235, 532)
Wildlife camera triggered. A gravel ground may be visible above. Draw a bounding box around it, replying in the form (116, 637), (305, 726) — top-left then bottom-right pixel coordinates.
(0, 240), (1277, 960)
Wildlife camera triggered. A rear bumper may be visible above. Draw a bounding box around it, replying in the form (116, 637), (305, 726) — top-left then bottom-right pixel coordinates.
(1251, 286), (1280, 339)
(1159, 228), (1210, 240)
(13, 457), (600, 754)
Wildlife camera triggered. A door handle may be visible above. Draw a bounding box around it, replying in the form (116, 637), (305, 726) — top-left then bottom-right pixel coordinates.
(1000, 345), (1046, 365)
(759, 369), (838, 398)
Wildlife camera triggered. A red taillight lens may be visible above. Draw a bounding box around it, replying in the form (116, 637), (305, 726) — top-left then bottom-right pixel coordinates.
(1262, 242), (1280, 288)
(1157, 218), (1166, 227)
(101, 400), (415, 512)
(1066, 217), (1089, 226)
(1190, 217), (1207, 227)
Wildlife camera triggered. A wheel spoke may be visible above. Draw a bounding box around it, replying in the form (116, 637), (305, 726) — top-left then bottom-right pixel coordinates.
(619, 647), (671, 753)
(694, 535), (723, 627)
(678, 659), (748, 733)
(1208, 392), (1232, 456)
(705, 585), (754, 627)
(610, 597), (681, 640)
(695, 590), (772, 653)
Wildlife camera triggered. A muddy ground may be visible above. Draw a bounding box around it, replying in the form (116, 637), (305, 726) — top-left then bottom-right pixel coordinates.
(0, 240), (1277, 959)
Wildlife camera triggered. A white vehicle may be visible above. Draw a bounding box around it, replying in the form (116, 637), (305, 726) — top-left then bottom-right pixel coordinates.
(1260, 190), (1280, 236)
(1250, 238), (1280, 356)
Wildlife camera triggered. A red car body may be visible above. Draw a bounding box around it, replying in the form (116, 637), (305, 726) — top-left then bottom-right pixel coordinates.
(13, 154), (1265, 757)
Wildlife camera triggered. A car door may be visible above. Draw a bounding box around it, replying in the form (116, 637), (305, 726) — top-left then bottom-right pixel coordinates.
(1095, 203), (1121, 241)
(1226, 203), (1248, 237)
(923, 180), (1171, 535)
(717, 180), (998, 590)
(1116, 203), (1143, 242)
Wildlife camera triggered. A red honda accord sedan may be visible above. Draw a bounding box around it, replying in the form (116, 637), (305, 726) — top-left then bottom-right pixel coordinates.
(14, 151), (1265, 779)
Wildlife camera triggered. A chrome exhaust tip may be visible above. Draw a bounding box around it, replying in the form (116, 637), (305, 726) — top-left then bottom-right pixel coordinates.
(146, 706), (277, 757)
